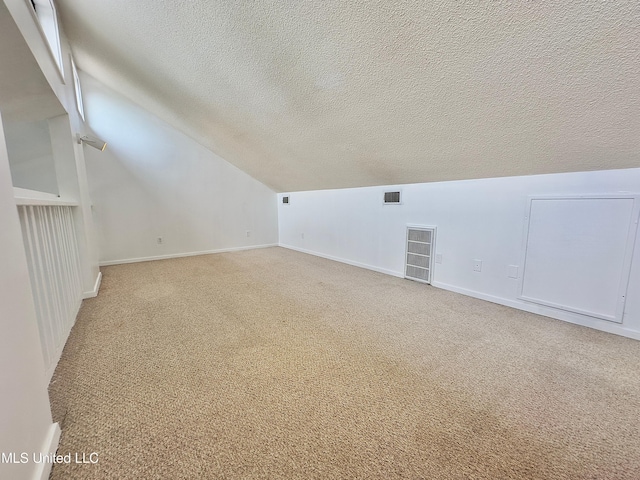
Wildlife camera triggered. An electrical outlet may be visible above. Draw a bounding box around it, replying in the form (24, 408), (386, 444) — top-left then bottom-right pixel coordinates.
(435, 254), (442, 264)
(301, 233), (305, 239)
(157, 237), (163, 244)
(473, 259), (482, 272)
(508, 265), (518, 279)
(246, 231), (251, 237)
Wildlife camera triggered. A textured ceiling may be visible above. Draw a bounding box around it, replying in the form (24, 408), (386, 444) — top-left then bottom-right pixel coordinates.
(57, 0), (640, 192)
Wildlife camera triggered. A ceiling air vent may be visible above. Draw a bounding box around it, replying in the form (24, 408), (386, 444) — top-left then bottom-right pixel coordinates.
(384, 191), (401, 204)
(282, 195), (290, 205)
(405, 226), (436, 284)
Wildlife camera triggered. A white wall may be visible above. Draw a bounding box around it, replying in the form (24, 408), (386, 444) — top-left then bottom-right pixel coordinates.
(278, 168), (640, 339)
(0, 114), (59, 480)
(81, 74), (278, 265)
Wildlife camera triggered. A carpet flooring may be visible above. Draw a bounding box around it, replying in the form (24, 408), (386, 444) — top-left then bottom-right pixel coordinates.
(49, 247), (640, 479)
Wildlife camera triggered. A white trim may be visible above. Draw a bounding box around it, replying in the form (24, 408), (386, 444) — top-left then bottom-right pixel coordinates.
(277, 243), (640, 341)
(14, 197), (79, 207)
(14, 187), (78, 206)
(432, 280), (640, 341)
(519, 294), (617, 322)
(29, 0), (65, 83)
(70, 55), (85, 121)
(82, 271), (102, 299)
(279, 243), (403, 278)
(100, 244), (279, 266)
(31, 423), (61, 480)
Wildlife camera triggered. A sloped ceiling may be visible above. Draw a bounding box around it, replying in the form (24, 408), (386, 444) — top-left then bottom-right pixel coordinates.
(0, 1), (64, 122)
(57, 1), (640, 192)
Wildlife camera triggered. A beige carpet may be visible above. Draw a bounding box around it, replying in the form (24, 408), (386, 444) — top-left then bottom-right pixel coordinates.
(49, 247), (640, 479)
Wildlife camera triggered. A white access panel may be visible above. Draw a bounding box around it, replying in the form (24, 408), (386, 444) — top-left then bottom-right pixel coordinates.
(519, 195), (639, 323)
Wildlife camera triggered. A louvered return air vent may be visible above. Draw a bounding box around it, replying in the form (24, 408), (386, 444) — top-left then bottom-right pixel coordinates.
(384, 191), (401, 204)
(405, 227), (435, 284)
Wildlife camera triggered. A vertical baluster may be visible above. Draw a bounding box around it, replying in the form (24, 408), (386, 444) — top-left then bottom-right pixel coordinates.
(48, 207), (70, 336)
(58, 207), (78, 320)
(29, 206), (56, 368)
(19, 206), (51, 366)
(18, 204), (88, 377)
(62, 207), (81, 323)
(39, 206), (64, 350)
(69, 209), (82, 308)
(53, 207), (70, 332)
(63, 208), (78, 297)
(58, 207), (75, 330)
(66, 207), (82, 297)
(50, 207), (69, 348)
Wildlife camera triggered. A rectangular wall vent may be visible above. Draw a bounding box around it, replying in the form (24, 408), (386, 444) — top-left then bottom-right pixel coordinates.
(282, 195), (290, 204)
(405, 226), (435, 284)
(384, 191), (401, 204)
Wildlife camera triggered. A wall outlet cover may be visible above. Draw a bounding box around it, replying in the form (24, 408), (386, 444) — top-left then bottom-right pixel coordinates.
(473, 259), (482, 272)
(435, 254), (443, 264)
(508, 265), (519, 279)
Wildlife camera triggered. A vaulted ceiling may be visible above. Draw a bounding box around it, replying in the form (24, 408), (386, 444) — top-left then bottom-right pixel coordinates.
(57, 1), (640, 192)
(0, 1), (64, 122)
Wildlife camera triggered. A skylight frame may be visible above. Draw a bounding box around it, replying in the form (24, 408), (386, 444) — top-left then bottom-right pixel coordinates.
(71, 56), (85, 121)
(31, 0), (65, 81)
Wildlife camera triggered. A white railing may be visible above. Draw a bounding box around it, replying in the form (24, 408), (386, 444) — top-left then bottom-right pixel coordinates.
(16, 190), (82, 381)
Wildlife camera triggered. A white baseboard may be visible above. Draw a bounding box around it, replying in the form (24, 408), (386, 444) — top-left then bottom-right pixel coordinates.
(431, 281), (640, 341)
(32, 423), (61, 480)
(279, 244), (404, 278)
(99, 244), (278, 267)
(82, 271), (102, 299)
(277, 244), (640, 341)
